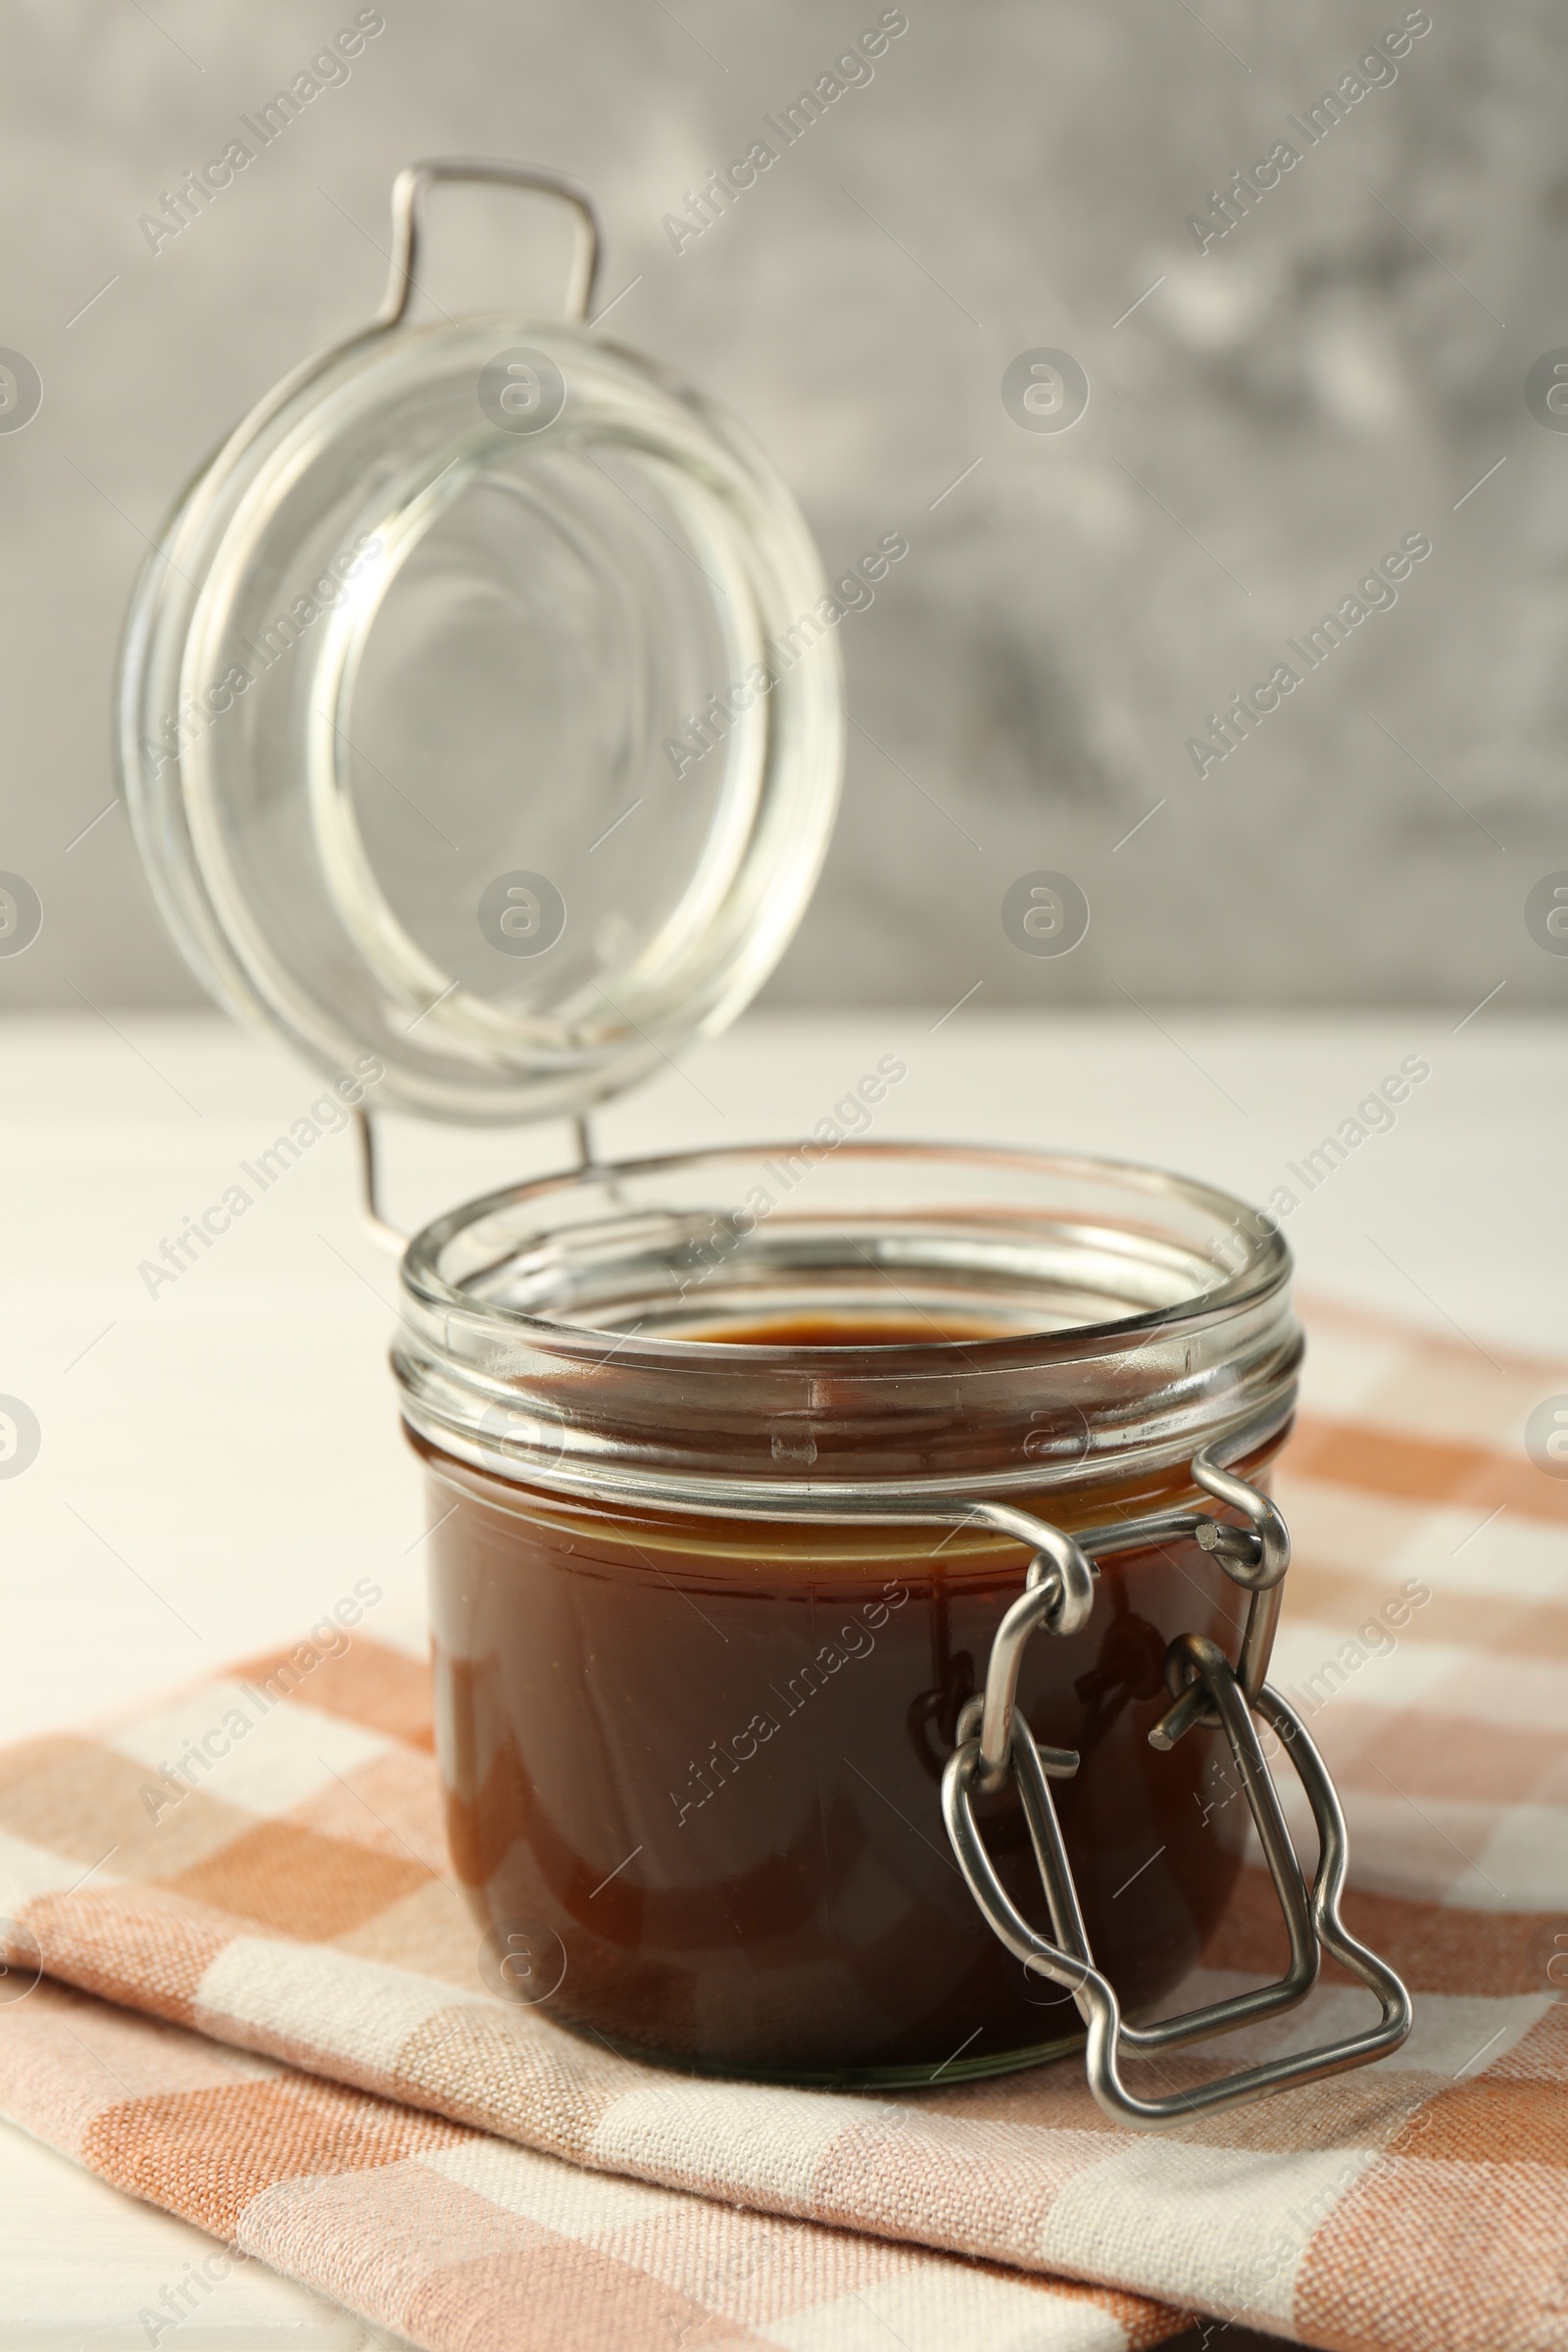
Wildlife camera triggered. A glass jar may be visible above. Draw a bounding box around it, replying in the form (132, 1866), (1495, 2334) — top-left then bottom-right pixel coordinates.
(117, 161), (1410, 2126)
(116, 164), (841, 1127)
(396, 1142), (1298, 2083)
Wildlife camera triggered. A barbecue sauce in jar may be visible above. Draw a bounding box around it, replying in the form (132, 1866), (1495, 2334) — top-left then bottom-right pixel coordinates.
(418, 1310), (1269, 2084)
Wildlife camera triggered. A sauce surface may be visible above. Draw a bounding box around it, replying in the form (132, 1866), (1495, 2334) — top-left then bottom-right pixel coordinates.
(679, 1312), (1018, 1348)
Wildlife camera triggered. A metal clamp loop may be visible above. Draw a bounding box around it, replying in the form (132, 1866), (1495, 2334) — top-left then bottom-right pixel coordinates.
(939, 1455), (1412, 2128)
(376, 157), (603, 331)
(1149, 1446), (1291, 1747)
(970, 1519), (1095, 1792)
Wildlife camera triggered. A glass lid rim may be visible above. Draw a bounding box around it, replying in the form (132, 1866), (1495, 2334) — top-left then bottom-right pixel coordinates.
(116, 295), (846, 1127)
(399, 1137), (1292, 1365)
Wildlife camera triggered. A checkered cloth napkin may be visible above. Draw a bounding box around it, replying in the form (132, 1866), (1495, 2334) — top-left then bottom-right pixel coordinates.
(0, 1300), (1563, 2352)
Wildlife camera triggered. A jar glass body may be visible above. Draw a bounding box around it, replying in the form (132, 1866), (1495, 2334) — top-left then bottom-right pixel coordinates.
(398, 1143), (1299, 2084)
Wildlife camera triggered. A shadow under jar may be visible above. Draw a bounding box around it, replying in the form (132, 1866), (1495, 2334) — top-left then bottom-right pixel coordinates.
(397, 1142), (1300, 2087)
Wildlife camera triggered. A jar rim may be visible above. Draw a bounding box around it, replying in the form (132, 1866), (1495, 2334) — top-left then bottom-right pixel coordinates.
(116, 311), (844, 1126)
(401, 1138), (1289, 1361)
(393, 1141), (1299, 1518)
(402, 1148), (1288, 1354)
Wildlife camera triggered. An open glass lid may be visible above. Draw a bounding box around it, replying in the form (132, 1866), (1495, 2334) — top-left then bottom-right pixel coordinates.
(117, 161), (844, 1124)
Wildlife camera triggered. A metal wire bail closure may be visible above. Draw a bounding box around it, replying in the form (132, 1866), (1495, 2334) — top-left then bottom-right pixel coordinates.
(357, 156), (605, 1246)
(377, 157), (603, 329)
(941, 1449), (1412, 2129)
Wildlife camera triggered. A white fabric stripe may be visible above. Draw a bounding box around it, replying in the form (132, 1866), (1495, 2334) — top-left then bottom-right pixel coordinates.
(421, 2143), (1122, 2351)
(0, 1829), (122, 1911)
(196, 1936), (492, 2071)
(1270, 1620), (1568, 1730)
(1271, 1621), (1465, 1717)
(1298, 1325), (1566, 1450)
(1465, 1805), (1568, 1911)
(762, 2275), (1129, 2352)
(1252, 1784), (1568, 1910)
(421, 2133), (697, 2232)
(1039, 2142), (1379, 2332)
(1277, 1477), (1568, 1602)
(1140, 1975), (1550, 2079)
(110, 1682), (390, 1819)
(1296, 1328), (1416, 1419)
(364, 1589), (431, 1660)
(1386, 1509), (1568, 1600)
(590, 2081), (858, 2207)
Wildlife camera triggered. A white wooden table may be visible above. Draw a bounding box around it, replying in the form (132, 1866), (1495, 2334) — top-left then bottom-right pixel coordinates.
(0, 1006), (1557, 2339)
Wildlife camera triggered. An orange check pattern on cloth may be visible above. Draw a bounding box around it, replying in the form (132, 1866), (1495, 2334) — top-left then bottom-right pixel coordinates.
(0, 1301), (1563, 2352)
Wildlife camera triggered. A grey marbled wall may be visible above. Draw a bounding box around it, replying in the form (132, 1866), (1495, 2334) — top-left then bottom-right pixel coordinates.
(0, 0), (1563, 1013)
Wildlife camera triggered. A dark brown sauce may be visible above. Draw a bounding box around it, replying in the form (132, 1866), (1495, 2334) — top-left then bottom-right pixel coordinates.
(418, 1314), (1268, 2081)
